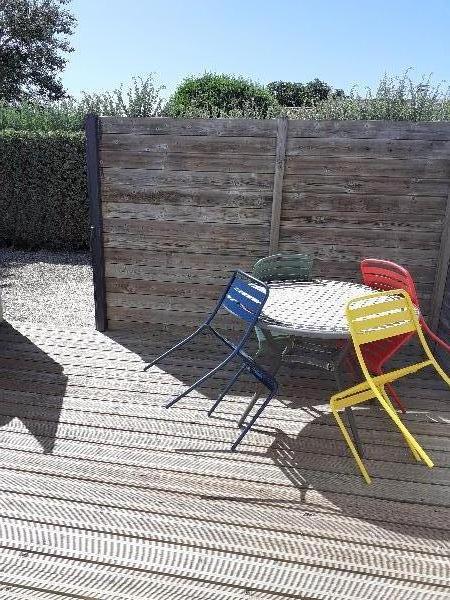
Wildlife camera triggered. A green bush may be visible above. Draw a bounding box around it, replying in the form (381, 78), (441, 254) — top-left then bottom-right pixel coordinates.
(165, 73), (280, 118)
(0, 130), (89, 249)
(0, 75), (165, 132)
(287, 72), (450, 121)
(267, 79), (344, 107)
(0, 100), (84, 132)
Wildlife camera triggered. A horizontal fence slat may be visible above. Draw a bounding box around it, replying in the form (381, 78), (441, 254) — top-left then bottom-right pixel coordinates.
(102, 185), (273, 208)
(280, 210), (443, 233)
(287, 119), (450, 140)
(106, 278), (221, 299)
(282, 193), (447, 215)
(103, 167), (274, 191)
(102, 201), (270, 225)
(103, 232), (266, 254)
(285, 156), (450, 179)
(104, 247), (257, 271)
(286, 136), (450, 159)
(101, 150), (276, 174)
(280, 224), (441, 250)
(101, 117), (278, 137)
(102, 133), (277, 154)
(282, 174), (449, 196)
(103, 218), (269, 242)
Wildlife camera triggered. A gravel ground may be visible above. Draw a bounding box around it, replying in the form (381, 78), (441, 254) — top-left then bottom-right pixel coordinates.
(0, 249), (95, 327)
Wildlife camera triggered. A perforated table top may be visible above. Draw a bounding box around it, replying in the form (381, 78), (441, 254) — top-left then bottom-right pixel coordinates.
(259, 279), (375, 339)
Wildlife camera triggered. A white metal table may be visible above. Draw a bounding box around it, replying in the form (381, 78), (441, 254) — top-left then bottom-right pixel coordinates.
(240, 279), (376, 453)
(259, 279), (376, 339)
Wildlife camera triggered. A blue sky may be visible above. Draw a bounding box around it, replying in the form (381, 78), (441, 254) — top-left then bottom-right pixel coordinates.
(62, 0), (450, 100)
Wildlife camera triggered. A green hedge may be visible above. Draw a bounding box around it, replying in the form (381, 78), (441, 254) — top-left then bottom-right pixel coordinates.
(0, 130), (89, 250)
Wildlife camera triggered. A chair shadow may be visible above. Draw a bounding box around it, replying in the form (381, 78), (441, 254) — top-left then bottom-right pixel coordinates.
(0, 321), (67, 454)
(105, 327), (449, 542)
(105, 326), (262, 406)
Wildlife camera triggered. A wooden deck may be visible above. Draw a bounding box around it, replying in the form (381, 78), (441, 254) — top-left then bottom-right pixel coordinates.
(0, 320), (449, 599)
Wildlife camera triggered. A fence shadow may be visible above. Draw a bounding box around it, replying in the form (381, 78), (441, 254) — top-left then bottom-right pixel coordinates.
(0, 321), (67, 454)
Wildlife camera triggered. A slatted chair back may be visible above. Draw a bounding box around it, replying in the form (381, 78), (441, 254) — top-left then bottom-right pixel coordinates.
(347, 290), (417, 349)
(220, 272), (269, 324)
(208, 270), (269, 334)
(361, 257), (450, 362)
(361, 259), (419, 304)
(252, 253), (314, 283)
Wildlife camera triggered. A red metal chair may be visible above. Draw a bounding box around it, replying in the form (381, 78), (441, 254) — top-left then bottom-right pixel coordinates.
(360, 258), (450, 413)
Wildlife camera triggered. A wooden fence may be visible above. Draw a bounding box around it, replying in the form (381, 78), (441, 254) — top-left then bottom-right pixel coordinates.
(86, 116), (450, 361)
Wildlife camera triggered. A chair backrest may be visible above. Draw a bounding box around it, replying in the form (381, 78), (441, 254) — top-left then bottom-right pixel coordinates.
(360, 259), (419, 305)
(253, 253), (314, 283)
(219, 270), (269, 325)
(347, 289), (418, 351)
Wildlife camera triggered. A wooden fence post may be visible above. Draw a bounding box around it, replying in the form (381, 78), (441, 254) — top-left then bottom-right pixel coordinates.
(269, 116), (288, 255)
(85, 114), (107, 332)
(430, 188), (450, 329)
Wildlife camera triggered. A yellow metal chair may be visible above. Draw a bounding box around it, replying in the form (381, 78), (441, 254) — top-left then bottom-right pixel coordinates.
(330, 289), (449, 484)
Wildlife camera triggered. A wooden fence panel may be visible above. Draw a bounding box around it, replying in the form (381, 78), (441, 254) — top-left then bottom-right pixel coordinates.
(95, 117), (450, 339)
(99, 117), (276, 331)
(279, 120), (450, 320)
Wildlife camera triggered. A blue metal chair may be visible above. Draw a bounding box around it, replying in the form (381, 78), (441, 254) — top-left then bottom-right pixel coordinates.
(144, 270), (278, 450)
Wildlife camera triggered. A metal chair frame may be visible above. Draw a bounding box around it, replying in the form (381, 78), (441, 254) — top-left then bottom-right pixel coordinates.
(331, 289), (449, 484)
(220, 253), (363, 455)
(144, 270), (278, 450)
(361, 258), (450, 413)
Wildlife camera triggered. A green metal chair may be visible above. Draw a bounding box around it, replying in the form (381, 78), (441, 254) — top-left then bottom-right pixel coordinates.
(253, 253), (314, 284)
(238, 253), (362, 454)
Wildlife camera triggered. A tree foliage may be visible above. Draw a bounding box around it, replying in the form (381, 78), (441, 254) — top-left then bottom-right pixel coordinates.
(165, 73), (280, 118)
(267, 78), (344, 107)
(0, 0), (76, 102)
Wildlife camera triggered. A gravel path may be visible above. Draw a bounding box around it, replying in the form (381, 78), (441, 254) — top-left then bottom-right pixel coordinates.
(0, 249), (95, 327)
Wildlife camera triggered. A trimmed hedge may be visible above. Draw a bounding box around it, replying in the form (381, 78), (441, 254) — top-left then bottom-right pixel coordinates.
(0, 130), (89, 250)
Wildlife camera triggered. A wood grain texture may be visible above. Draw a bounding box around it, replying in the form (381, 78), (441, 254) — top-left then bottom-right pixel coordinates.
(288, 119), (450, 140)
(286, 136), (450, 159)
(101, 116), (278, 136)
(102, 133), (277, 154)
(101, 150), (276, 174)
(102, 201), (270, 225)
(103, 166), (275, 191)
(97, 117), (450, 333)
(0, 322), (449, 599)
(285, 155), (450, 179)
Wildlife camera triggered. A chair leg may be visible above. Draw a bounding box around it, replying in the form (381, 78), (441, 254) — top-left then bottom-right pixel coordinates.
(231, 388), (277, 451)
(165, 351), (238, 408)
(237, 387), (262, 428)
(384, 382), (407, 413)
(422, 320), (450, 354)
(237, 335), (285, 428)
(331, 407), (371, 484)
(376, 392), (434, 468)
(379, 386), (420, 462)
(208, 365), (247, 417)
(144, 325), (207, 371)
(333, 367), (364, 457)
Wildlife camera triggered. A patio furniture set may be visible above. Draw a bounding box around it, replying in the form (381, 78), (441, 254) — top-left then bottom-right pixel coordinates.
(145, 256), (450, 484)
